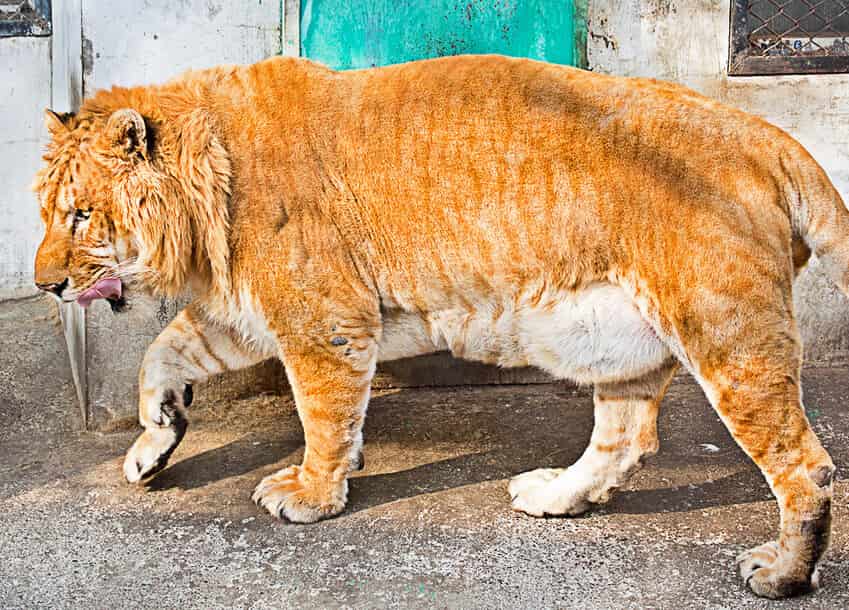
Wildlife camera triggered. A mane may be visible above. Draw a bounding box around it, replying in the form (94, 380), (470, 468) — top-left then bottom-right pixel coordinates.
(36, 74), (234, 301)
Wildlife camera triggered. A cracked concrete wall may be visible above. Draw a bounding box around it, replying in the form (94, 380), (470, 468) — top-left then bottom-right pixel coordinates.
(587, 0), (849, 362)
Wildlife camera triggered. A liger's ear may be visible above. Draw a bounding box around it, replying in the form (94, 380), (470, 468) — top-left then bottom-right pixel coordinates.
(44, 109), (73, 136)
(106, 108), (146, 158)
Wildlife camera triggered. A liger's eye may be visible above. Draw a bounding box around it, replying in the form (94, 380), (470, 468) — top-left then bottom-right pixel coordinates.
(74, 208), (91, 221)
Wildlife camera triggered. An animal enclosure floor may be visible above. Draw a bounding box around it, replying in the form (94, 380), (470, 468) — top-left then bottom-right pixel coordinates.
(1, 368), (848, 609)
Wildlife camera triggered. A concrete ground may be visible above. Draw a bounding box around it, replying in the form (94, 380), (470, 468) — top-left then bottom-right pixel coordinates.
(1, 366), (848, 609)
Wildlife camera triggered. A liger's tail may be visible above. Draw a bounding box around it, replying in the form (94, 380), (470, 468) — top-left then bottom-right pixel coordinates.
(787, 145), (849, 295)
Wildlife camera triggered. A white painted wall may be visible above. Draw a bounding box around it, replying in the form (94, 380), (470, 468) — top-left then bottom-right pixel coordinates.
(0, 36), (51, 297)
(81, 0), (281, 94)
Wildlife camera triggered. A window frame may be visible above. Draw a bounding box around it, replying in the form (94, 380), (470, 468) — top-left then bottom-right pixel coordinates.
(0, 0), (52, 38)
(728, 0), (849, 76)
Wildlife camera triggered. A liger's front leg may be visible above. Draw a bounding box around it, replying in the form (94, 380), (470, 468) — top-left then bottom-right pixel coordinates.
(123, 304), (266, 482)
(253, 333), (376, 523)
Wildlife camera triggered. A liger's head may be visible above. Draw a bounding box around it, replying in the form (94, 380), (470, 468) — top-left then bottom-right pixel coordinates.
(33, 95), (232, 310)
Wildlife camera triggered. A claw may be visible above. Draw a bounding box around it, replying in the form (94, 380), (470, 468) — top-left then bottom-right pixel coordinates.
(123, 416), (188, 483)
(252, 465), (347, 523)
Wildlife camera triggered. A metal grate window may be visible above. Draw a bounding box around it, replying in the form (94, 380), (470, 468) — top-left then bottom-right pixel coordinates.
(0, 0), (51, 38)
(729, 0), (849, 75)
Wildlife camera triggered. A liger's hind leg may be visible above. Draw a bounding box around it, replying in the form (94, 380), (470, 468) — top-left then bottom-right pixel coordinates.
(693, 334), (834, 598)
(510, 359), (678, 516)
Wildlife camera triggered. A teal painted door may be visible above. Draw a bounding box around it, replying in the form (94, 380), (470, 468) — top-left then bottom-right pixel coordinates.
(300, 0), (587, 70)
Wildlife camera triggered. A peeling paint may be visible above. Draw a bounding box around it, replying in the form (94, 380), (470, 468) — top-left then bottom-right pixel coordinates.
(589, 30), (617, 50)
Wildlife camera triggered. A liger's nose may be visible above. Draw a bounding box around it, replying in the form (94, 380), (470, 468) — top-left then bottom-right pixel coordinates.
(35, 278), (68, 297)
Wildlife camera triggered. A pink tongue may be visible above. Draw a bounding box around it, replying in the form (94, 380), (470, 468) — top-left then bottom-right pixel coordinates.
(77, 277), (122, 308)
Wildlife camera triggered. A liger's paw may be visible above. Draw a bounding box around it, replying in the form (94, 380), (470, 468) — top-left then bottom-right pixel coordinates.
(123, 421), (187, 483)
(737, 541), (818, 599)
(509, 467), (596, 517)
(252, 465), (347, 523)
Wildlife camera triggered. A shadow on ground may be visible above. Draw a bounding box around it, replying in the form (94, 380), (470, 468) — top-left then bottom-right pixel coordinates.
(139, 378), (780, 517)
(1, 368), (847, 608)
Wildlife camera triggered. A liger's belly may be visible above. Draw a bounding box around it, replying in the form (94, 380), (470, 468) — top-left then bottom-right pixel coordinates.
(378, 283), (672, 384)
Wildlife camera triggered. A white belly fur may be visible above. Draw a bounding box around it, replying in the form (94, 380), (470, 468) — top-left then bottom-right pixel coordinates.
(379, 282), (671, 385)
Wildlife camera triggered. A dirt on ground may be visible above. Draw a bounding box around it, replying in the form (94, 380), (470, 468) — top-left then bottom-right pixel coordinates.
(1, 367), (848, 609)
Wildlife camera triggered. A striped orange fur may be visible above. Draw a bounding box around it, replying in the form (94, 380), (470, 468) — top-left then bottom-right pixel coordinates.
(33, 55), (845, 598)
